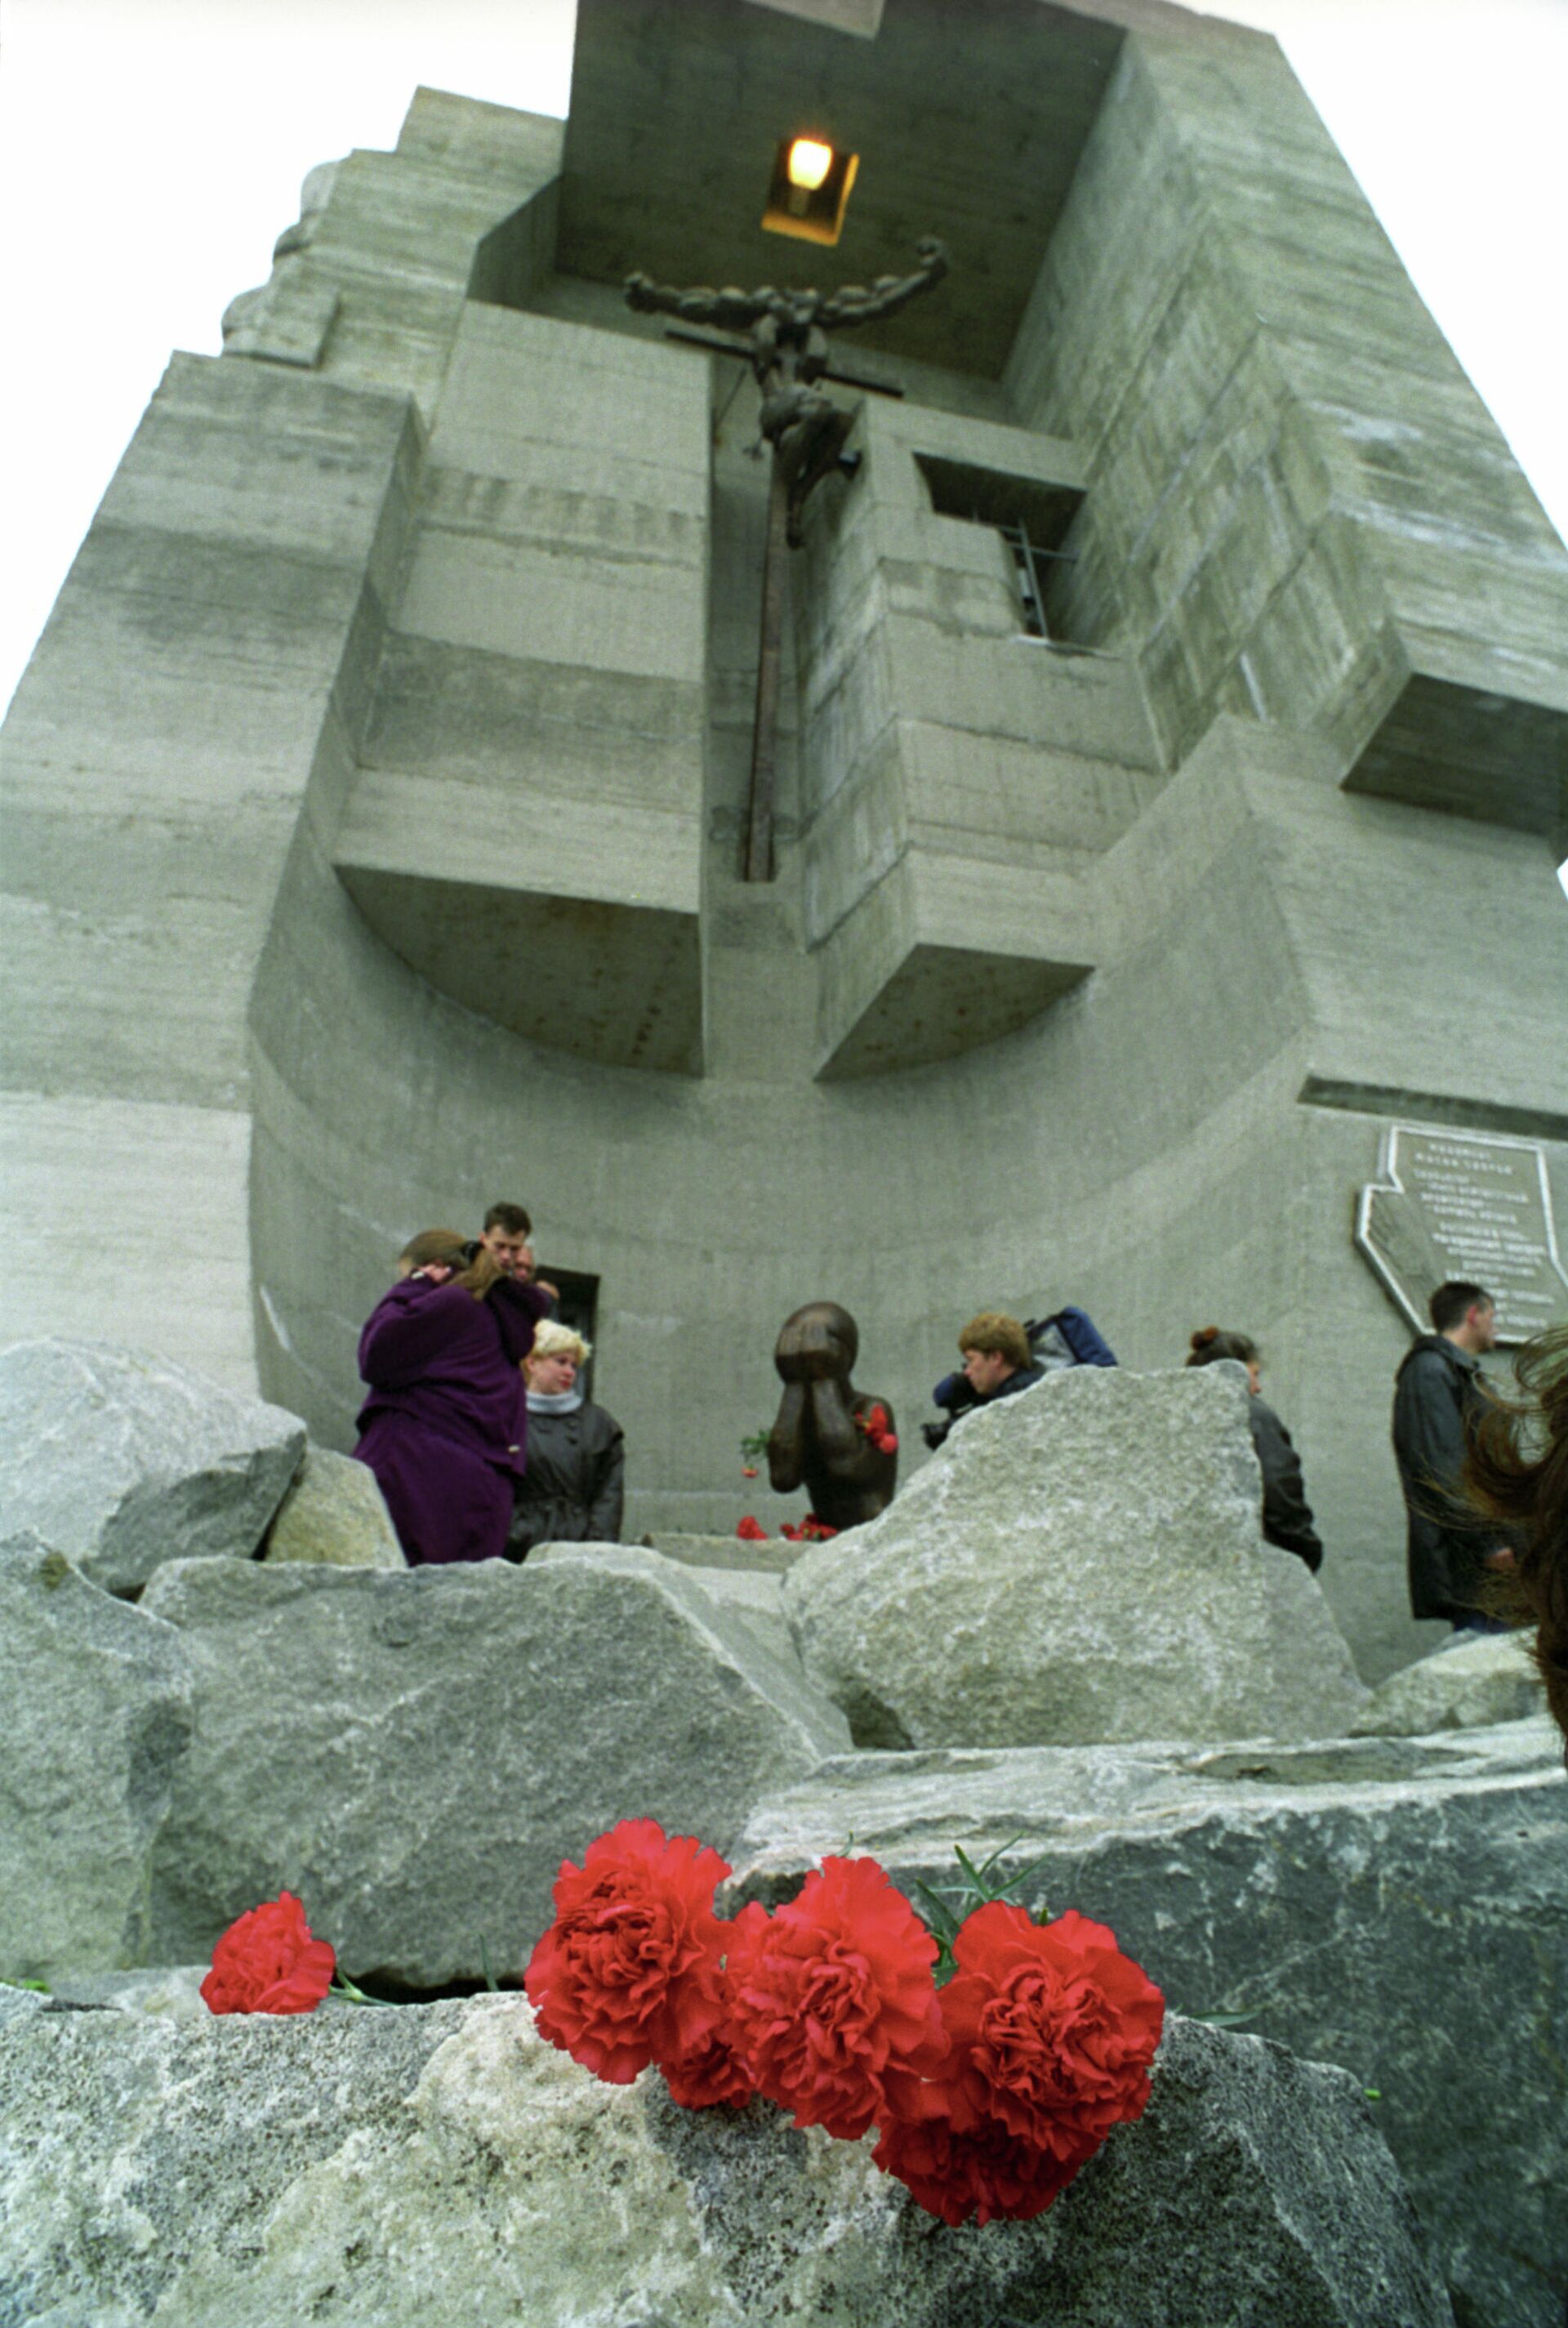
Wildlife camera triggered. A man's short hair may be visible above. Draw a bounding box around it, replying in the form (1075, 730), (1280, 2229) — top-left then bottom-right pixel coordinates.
(1429, 1280), (1492, 1333)
(483, 1201), (532, 1238)
(958, 1312), (1031, 1371)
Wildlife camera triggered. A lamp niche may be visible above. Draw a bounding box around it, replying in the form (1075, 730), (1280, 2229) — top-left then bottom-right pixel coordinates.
(762, 133), (858, 246)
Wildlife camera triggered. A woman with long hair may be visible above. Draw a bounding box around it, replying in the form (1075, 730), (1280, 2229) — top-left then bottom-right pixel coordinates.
(354, 1228), (551, 1566)
(1184, 1326), (1323, 1572)
(1464, 1324), (1568, 1751)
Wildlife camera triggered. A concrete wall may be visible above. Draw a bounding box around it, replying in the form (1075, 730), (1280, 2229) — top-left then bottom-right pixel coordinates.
(1007, 16), (1568, 837)
(0, 357), (417, 1388)
(334, 301), (711, 1074)
(791, 395), (1159, 1071)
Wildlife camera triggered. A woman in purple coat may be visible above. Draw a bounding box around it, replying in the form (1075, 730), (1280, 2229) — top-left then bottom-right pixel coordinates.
(354, 1229), (551, 1566)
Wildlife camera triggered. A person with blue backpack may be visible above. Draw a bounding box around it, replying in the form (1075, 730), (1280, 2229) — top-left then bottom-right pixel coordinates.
(923, 1306), (1117, 1450)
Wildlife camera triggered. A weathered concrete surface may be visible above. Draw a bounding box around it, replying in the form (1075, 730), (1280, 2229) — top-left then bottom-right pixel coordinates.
(0, 1534), (192, 1982)
(729, 1721), (1566, 2328)
(0, 1998), (1451, 2327)
(783, 1365), (1370, 1748)
(0, 1339), (305, 1593)
(1352, 1630), (1547, 1737)
(333, 301), (712, 1074)
(140, 1550), (849, 1984)
(1011, 17), (1568, 819)
(264, 1444), (405, 1568)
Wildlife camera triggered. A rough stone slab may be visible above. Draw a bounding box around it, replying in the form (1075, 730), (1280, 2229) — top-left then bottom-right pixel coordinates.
(0, 1997), (1451, 2326)
(532, 1539), (793, 1664)
(1351, 1631), (1547, 1736)
(782, 1366), (1370, 1749)
(0, 1340), (305, 1594)
(140, 1550), (850, 1985)
(728, 1721), (1566, 2328)
(0, 1533), (193, 1982)
(264, 1445), (406, 1568)
(42, 1966), (212, 2023)
(639, 1528), (808, 1575)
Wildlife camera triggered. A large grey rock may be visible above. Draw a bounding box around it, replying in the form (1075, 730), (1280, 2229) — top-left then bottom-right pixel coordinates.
(264, 1444), (406, 1568)
(728, 1720), (1566, 2328)
(0, 1996), (1451, 2326)
(43, 1965), (212, 2023)
(1352, 1630), (1546, 1736)
(782, 1365), (1370, 1749)
(0, 1533), (193, 1981)
(0, 1340), (305, 1593)
(641, 1528), (808, 1576)
(140, 1549), (850, 1985)
(534, 1538), (793, 1664)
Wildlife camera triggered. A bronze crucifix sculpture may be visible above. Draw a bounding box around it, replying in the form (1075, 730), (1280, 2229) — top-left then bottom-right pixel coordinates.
(626, 238), (949, 882)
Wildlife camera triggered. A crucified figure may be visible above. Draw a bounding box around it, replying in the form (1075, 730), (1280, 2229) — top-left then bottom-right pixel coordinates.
(626, 239), (949, 881)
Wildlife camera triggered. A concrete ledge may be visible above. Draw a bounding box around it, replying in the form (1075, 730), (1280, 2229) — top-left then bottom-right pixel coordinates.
(813, 851), (1094, 1078)
(336, 855), (703, 1074)
(1343, 665), (1568, 837)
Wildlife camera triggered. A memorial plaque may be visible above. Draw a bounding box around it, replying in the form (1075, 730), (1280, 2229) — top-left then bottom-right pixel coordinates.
(1357, 1125), (1568, 1345)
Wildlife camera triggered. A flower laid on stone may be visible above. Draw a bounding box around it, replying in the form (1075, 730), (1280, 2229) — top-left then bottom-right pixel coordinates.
(857, 1401), (898, 1456)
(780, 1514), (837, 1541)
(524, 1820), (1165, 2225)
(200, 1889), (336, 2016)
(872, 1902), (1165, 2224)
(522, 1818), (738, 2087)
(736, 1515), (768, 1541)
(725, 1855), (948, 2138)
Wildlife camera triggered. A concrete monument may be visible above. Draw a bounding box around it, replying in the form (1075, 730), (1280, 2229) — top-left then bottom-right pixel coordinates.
(2, 0), (1567, 1684)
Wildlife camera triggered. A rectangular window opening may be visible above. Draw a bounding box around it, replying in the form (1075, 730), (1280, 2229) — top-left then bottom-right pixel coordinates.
(915, 453), (1087, 647)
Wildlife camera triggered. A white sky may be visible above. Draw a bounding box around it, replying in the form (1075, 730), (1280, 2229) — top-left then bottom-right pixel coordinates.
(2, 0), (1566, 757)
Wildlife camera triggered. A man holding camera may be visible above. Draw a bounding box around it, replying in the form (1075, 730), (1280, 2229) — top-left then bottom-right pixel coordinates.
(923, 1305), (1116, 1450)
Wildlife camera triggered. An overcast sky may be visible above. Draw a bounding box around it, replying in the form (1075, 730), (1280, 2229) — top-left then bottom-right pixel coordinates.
(2, 0), (1566, 761)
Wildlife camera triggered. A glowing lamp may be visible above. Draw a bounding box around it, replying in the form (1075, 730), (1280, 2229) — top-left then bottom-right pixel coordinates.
(763, 134), (858, 246)
(786, 137), (834, 192)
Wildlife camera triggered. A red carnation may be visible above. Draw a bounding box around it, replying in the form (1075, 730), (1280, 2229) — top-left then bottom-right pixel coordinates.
(201, 1890), (336, 2016)
(781, 1515), (838, 1542)
(873, 2102), (1076, 2226)
(940, 1902), (1165, 2165)
(725, 1861), (947, 2139)
(660, 2019), (756, 2110)
(524, 1820), (732, 2085)
(737, 1516), (768, 1541)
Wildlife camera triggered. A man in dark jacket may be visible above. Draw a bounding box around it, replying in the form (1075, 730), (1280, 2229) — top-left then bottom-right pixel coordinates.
(956, 1313), (1047, 1408)
(1392, 1280), (1513, 1628)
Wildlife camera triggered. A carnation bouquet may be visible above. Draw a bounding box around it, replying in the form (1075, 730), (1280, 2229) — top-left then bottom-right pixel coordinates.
(199, 1823), (1163, 2229)
(522, 1818), (1164, 2226)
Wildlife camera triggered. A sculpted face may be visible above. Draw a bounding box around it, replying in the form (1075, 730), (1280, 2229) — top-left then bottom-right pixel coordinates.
(774, 1301), (858, 1384)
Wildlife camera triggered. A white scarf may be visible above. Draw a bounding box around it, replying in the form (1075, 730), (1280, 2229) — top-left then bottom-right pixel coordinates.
(527, 1387), (583, 1415)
